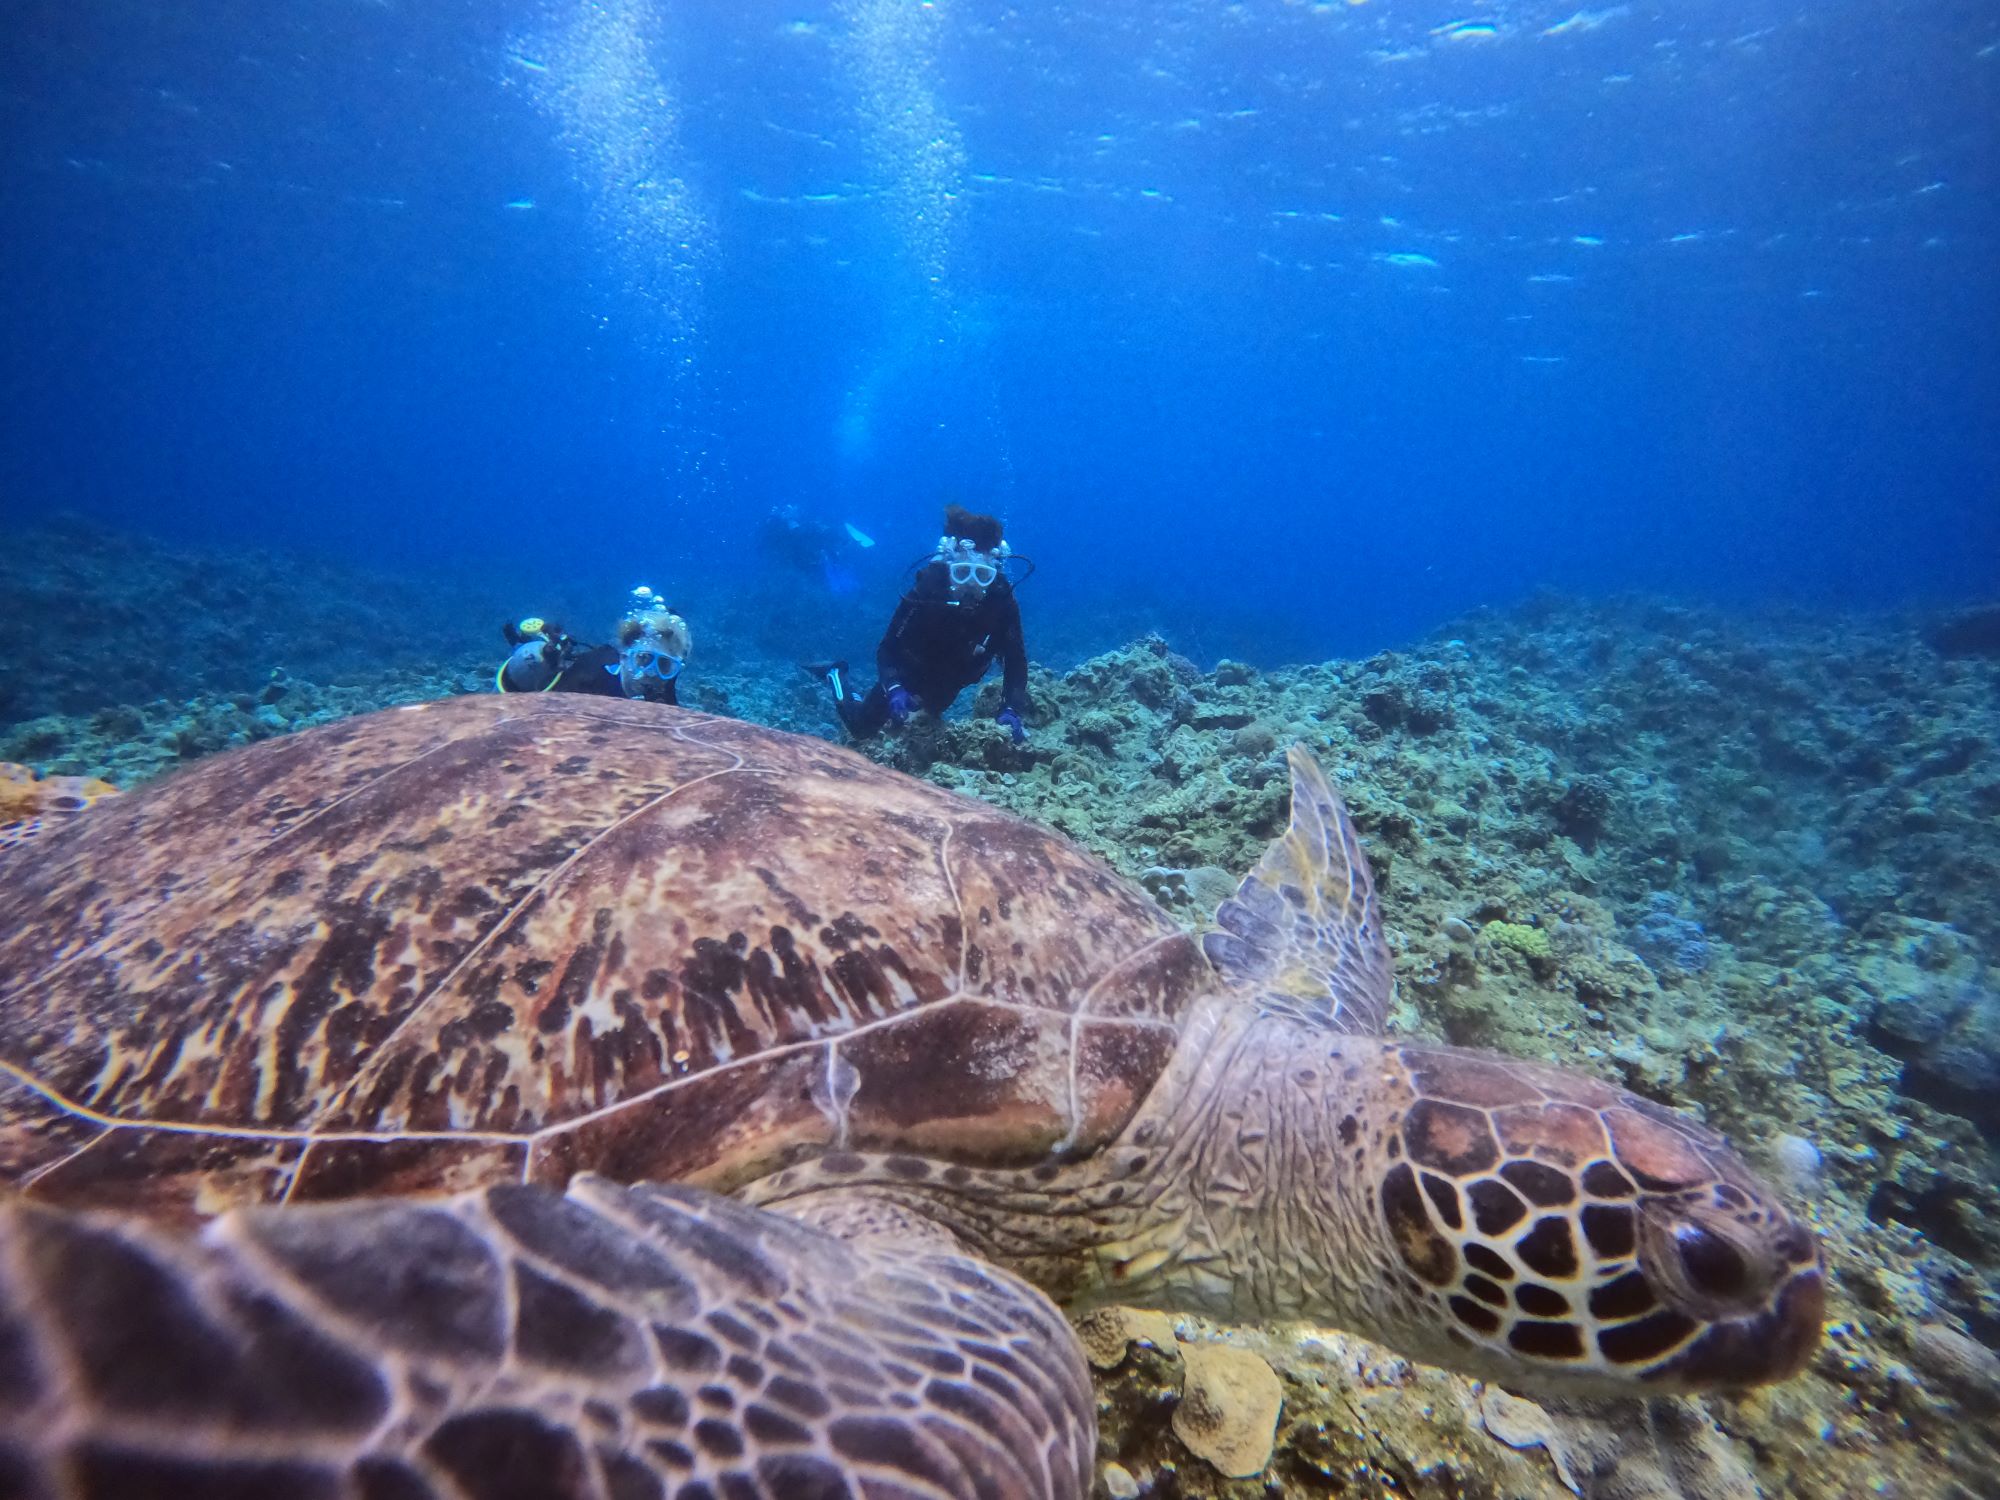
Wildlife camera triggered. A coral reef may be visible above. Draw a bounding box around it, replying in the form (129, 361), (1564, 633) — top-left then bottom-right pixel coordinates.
(1484, 918), (1555, 962)
(1169, 1342), (1285, 1479)
(1629, 893), (1714, 976)
(0, 517), (505, 724)
(1926, 603), (2000, 658)
(1080, 1313), (1813, 1500)
(5, 527), (1998, 1496)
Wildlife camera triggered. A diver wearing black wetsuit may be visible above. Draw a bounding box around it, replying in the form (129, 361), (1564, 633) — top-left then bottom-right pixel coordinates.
(500, 636), (662, 701)
(817, 507), (1030, 742)
(495, 596), (687, 705)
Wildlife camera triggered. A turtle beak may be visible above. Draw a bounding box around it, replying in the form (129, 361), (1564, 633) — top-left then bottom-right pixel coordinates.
(1627, 1209), (1825, 1391)
(1642, 1256), (1825, 1390)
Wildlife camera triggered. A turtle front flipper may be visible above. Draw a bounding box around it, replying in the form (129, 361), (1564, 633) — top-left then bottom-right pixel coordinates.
(1203, 745), (1395, 1034)
(0, 1177), (1097, 1500)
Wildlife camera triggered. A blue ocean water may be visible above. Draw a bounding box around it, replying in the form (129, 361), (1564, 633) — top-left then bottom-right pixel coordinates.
(2, 0), (1994, 665)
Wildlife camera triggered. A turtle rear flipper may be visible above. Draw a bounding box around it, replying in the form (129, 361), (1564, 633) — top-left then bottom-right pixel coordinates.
(0, 1178), (1096, 1500)
(1203, 745), (1395, 1035)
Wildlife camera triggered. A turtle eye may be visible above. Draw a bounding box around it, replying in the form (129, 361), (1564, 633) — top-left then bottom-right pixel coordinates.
(1672, 1222), (1748, 1299)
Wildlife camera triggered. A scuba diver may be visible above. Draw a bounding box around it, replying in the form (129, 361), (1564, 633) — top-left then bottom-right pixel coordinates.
(812, 505), (1032, 742)
(496, 587), (691, 705)
(759, 502), (874, 596)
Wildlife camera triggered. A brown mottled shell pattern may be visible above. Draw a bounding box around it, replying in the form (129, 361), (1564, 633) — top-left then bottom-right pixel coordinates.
(0, 697), (1210, 1219)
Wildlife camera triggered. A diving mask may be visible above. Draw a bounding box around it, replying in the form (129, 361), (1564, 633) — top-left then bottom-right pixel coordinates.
(934, 536), (1008, 603)
(628, 646), (683, 682)
(618, 638), (683, 703)
(948, 558), (998, 588)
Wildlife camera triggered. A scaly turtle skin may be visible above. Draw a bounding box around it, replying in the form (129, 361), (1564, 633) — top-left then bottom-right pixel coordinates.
(0, 696), (1822, 1499)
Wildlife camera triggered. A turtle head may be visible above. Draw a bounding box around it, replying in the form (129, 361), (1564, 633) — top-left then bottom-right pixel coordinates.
(1366, 1044), (1823, 1396)
(1194, 751), (1821, 1392)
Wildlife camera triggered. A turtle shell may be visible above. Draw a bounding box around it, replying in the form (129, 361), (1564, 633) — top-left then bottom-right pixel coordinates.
(0, 697), (1211, 1221)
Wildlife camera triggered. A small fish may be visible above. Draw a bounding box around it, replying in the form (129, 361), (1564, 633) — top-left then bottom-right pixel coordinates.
(1378, 252), (1440, 268)
(504, 197), (536, 210)
(843, 522), (876, 548)
(508, 52), (547, 72)
(1572, 234), (1605, 246)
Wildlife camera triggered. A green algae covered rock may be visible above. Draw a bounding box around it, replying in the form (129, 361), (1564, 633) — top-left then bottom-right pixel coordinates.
(1484, 918), (1554, 961)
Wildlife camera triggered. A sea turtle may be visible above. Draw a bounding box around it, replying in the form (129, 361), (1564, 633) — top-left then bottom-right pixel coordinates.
(0, 696), (1822, 1499)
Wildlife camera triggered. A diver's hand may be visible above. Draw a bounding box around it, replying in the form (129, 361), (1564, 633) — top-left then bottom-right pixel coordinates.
(886, 686), (913, 724)
(996, 707), (1027, 744)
